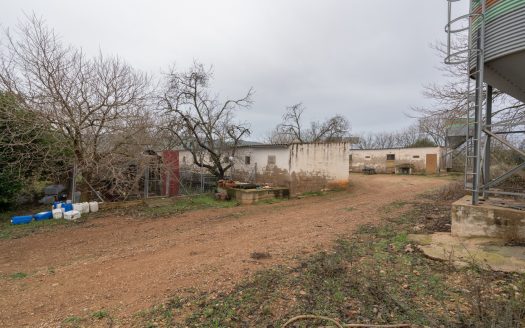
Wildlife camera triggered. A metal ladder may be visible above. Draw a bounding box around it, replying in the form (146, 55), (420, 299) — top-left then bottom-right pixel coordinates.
(445, 0), (486, 204)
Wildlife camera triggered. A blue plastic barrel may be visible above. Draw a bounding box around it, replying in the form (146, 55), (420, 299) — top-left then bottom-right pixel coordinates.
(62, 203), (73, 212)
(52, 201), (62, 209)
(34, 211), (53, 221)
(11, 215), (33, 225)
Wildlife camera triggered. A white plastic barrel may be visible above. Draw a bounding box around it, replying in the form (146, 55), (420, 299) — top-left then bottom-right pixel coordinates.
(52, 209), (63, 219)
(73, 203), (82, 212)
(89, 202), (99, 213)
(81, 202), (90, 214)
(64, 210), (81, 221)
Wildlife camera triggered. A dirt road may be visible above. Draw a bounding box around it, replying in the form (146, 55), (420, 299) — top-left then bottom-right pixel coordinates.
(0, 174), (448, 327)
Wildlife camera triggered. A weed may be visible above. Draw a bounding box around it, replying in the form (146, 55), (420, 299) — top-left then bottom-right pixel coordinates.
(381, 200), (408, 213)
(300, 190), (325, 197)
(128, 194), (237, 218)
(435, 181), (466, 201)
(137, 192), (525, 327)
(250, 251), (272, 260)
(63, 315), (82, 327)
(91, 309), (109, 319)
(9, 272), (27, 279)
(0, 218), (72, 240)
(256, 197), (285, 205)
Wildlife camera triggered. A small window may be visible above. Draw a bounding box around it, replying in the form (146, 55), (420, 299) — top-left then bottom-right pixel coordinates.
(348, 154), (353, 162)
(267, 155), (276, 165)
(386, 154), (395, 160)
(413, 155), (420, 159)
(182, 156), (186, 164)
(365, 156), (371, 159)
(245, 156), (251, 165)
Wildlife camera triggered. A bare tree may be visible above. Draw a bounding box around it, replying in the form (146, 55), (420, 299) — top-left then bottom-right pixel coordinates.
(355, 124), (434, 149)
(269, 103), (350, 143)
(0, 15), (152, 199)
(159, 62), (254, 179)
(411, 40), (525, 146)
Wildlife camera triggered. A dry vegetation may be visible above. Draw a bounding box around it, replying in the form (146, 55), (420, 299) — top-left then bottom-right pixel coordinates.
(124, 184), (525, 328)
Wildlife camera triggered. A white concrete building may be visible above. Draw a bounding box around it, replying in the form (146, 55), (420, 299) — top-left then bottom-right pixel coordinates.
(178, 144), (447, 194)
(348, 147), (446, 174)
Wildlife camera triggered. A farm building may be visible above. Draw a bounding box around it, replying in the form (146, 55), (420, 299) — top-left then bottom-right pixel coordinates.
(348, 147), (447, 174)
(179, 142), (447, 195)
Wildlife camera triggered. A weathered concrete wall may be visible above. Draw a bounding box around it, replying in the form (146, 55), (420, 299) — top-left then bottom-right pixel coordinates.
(289, 142), (350, 194)
(348, 147), (445, 174)
(233, 142), (352, 194)
(451, 196), (525, 241)
(233, 146), (290, 184)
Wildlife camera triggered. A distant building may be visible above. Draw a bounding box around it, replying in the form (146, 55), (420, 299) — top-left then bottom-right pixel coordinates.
(348, 147), (447, 175)
(179, 143), (447, 194)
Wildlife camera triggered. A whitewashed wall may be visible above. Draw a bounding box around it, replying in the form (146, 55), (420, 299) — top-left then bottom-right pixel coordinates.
(348, 147), (445, 173)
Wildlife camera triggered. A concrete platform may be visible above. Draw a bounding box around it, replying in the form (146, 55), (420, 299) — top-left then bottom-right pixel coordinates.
(227, 187), (290, 205)
(451, 195), (525, 242)
(409, 232), (525, 273)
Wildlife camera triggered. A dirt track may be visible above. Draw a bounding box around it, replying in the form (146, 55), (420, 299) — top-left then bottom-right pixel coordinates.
(0, 174), (448, 327)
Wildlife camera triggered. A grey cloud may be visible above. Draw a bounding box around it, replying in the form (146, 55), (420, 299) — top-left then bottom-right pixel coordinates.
(1, 0), (468, 140)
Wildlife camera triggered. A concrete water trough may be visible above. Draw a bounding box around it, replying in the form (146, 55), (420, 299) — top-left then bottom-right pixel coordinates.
(227, 187), (290, 205)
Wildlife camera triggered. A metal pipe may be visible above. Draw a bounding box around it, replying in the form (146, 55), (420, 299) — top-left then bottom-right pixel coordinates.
(482, 129), (525, 158)
(483, 85), (492, 198)
(483, 190), (525, 198)
(483, 162), (525, 190)
(144, 166), (149, 198)
(472, 0), (486, 205)
(472, 29), (483, 205)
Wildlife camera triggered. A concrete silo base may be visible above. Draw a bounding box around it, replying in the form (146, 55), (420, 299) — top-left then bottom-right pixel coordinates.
(451, 196), (525, 242)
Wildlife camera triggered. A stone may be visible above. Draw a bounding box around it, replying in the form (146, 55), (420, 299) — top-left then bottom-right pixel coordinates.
(409, 232), (525, 273)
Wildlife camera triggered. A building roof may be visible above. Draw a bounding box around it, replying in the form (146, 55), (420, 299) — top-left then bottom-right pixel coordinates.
(349, 146), (443, 151)
(237, 143), (289, 149)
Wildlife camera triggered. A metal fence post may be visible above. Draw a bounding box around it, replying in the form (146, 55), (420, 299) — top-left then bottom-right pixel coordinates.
(200, 166), (204, 193)
(71, 161), (77, 202)
(144, 166), (149, 198)
(166, 169), (171, 196)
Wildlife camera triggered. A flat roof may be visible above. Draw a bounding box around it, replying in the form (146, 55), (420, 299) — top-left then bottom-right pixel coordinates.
(350, 146), (443, 151)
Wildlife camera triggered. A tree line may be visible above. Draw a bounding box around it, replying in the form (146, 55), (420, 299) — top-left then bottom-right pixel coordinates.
(0, 15), (352, 207)
(2, 15), (522, 208)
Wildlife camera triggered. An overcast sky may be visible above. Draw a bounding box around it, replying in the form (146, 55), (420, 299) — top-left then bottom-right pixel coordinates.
(1, 0), (469, 140)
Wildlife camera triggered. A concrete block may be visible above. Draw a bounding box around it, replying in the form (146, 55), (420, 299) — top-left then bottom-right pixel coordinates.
(451, 196), (525, 241)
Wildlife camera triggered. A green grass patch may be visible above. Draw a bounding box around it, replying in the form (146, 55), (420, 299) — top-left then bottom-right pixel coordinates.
(91, 310), (109, 319)
(255, 197), (286, 205)
(0, 218), (73, 240)
(300, 190), (325, 197)
(9, 272), (28, 279)
(129, 194), (238, 218)
(135, 296), (186, 327)
(63, 315), (83, 327)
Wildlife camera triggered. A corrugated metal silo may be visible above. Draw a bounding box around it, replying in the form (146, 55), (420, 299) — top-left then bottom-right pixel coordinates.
(470, 0), (525, 102)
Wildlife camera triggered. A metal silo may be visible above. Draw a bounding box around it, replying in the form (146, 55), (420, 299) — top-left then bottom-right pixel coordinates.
(445, 0), (525, 205)
(470, 0), (525, 102)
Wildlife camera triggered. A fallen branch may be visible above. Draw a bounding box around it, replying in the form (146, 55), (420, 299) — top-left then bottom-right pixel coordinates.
(282, 314), (411, 328)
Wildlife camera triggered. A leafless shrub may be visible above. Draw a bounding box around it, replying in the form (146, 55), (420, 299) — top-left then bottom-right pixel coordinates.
(0, 15), (156, 200)
(436, 181), (466, 201)
(250, 251), (272, 260)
